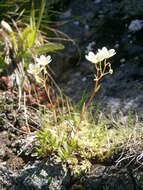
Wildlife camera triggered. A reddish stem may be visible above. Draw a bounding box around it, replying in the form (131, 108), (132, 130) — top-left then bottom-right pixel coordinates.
(76, 79), (99, 133)
(44, 84), (58, 131)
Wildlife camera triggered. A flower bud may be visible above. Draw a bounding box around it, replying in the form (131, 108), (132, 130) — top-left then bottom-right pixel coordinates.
(109, 69), (113, 74)
(1, 20), (13, 33)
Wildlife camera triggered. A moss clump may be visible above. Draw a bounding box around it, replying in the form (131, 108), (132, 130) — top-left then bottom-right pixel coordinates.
(36, 105), (143, 176)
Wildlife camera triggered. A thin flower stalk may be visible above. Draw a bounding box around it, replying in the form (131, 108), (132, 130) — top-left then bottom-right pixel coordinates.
(76, 78), (99, 134)
(27, 55), (59, 132)
(43, 73), (58, 132)
(76, 47), (116, 133)
(41, 58), (59, 133)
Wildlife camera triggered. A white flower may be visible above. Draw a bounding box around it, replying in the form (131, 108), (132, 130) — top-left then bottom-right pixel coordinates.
(35, 75), (42, 83)
(1, 20), (13, 33)
(27, 63), (41, 75)
(85, 47), (116, 64)
(85, 51), (104, 64)
(96, 51), (105, 62)
(36, 55), (52, 67)
(98, 47), (116, 59)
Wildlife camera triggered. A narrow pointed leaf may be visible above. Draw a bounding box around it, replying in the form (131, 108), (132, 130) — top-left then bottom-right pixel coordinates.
(34, 43), (64, 54)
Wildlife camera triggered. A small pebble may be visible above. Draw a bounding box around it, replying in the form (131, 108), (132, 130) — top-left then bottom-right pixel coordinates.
(128, 19), (143, 33)
(114, 43), (119, 49)
(94, 0), (101, 4)
(85, 24), (89, 30)
(120, 58), (126, 63)
(82, 77), (87, 82)
(60, 9), (71, 19)
(73, 21), (80, 26)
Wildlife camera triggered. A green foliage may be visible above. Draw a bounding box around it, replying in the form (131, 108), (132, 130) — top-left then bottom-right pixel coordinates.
(0, 0), (64, 70)
(36, 125), (59, 156)
(36, 119), (78, 161)
(0, 0), (29, 20)
(21, 25), (36, 50)
(0, 56), (6, 69)
(34, 43), (64, 54)
(35, 97), (143, 176)
(36, 0), (46, 31)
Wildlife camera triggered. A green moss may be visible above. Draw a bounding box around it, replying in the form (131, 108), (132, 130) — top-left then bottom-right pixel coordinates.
(35, 100), (143, 176)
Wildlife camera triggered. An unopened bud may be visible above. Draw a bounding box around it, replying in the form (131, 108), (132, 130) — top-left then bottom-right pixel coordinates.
(1, 20), (13, 33)
(109, 69), (113, 74)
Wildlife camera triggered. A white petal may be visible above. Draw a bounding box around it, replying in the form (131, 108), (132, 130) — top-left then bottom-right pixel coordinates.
(85, 51), (98, 63)
(27, 64), (34, 74)
(40, 55), (45, 59)
(36, 55), (52, 66)
(109, 49), (116, 57)
(46, 55), (52, 63)
(102, 47), (108, 52)
(85, 55), (90, 61)
(35, 57), (40, 63)
(96, 52), (105, 62)
(35, 75), (42, 83)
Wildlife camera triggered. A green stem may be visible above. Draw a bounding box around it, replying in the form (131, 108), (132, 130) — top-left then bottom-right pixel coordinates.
(36, 0), (46, 31)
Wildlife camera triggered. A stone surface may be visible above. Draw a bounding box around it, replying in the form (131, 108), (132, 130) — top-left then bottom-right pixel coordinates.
(0, 165), (13, 190)
(52, 0), (143, 79)
(128, 20), (143, 33)
(60, 62), (143, 119)
(83, 165), (138, 190)
(0, 160), (70, 190)
(13, 159), (70, 190)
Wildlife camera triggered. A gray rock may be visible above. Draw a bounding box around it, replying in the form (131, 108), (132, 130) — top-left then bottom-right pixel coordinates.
(120, 0), (143, 19)
(83, 165), (135, 190)
(94, 0), (101, 4)
(12, 133), (37, 156)
(128, 20), (143, 33)
(59, 9), (72, 19)
(13, 159), (70, 190)
(0, 165), (13, 189)
(61, 61), (143, 118)
(97, 63), (143, 117)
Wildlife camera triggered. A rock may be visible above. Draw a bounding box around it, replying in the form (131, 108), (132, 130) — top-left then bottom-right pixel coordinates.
(59, 9), (72, 19)
(85, 41), (96, 54)
(120, 0), (143, 19)
(134, 171), (143, 190)
(0, 165), (13, 189)
(83, 165), (137, 190)
(94, 0), (101, 4)
(128, 20), (143, 33)
(13, 159), (70, 190)
(61, 60), (143, 118)
(48, 0), (143, 79)
(98, 63), (143, 117)
(12, 133), (37, 156)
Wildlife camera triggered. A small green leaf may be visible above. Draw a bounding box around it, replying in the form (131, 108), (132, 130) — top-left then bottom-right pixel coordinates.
(22, 25), (36, 50)
(0, 57), (6, 69)
(27, 30), (36, 48)
(34, 43), (64, 54)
